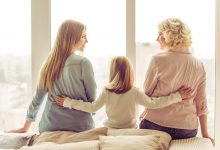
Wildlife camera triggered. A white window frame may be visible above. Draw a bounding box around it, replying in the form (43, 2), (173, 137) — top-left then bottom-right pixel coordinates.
(32, 0), (219, 148)
(31, 0), (50, 93)
(215, 0), (220, 149)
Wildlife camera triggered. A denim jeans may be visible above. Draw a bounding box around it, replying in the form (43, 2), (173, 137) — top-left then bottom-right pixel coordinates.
(139, 119), (197, 140)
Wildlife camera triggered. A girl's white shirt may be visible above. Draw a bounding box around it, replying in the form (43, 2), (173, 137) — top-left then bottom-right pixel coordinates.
(63, 87), (182, 129)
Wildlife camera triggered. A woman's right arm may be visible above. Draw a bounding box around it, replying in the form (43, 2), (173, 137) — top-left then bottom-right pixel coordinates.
(7, 84), (47, 133)
(140, 57), (159, 118)
(81, 58), (97, 102)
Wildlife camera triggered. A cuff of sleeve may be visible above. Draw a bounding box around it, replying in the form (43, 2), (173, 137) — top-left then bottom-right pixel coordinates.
(26, 116), (35, 122)
(63, 97), (73, 109)
(175, 92), (182, 102)
(197, 109), (208, 116)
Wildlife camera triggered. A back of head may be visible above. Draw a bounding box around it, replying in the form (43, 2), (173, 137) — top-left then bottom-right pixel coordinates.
(158, 18), (192, 51)
(40, 20), (85, 94)
(105, 56), (134, 94)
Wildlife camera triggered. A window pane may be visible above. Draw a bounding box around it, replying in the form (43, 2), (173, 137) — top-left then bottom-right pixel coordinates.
(0, 0), (31, 130)
(51, 0), (126, 126)
(136, 0), (215, 137)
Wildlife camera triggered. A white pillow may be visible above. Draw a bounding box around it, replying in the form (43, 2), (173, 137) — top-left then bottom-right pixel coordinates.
(0, 132), (35, 149)
(99, 135), (159, 150)
(29, 127), (107, 145)
(19, 140), (100, 150)
(107, 128), (171, 150)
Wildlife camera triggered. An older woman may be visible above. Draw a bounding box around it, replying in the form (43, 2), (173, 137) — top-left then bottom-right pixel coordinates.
(139, 18), (214, 143)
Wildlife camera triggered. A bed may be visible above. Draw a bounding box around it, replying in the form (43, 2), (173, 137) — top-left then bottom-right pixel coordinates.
(0, 128), (214, 150)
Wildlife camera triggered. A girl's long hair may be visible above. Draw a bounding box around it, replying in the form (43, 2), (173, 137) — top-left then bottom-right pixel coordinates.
(39, 20), (85, 94)
(105, 56), (134, 94)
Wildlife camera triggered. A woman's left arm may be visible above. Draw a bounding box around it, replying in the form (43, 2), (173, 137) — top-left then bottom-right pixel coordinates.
(195, 67), (214, 145)
(144, 56), (159, 96)
(199, 114), (215, 145)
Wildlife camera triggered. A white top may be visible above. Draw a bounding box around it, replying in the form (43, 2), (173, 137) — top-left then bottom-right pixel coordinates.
(63, 87), (182, 129)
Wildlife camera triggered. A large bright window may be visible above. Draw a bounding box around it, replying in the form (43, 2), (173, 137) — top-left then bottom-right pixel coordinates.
(136, 0), (215, 137)
(51, 0), (126, 126)
(1, 2), (219, 147)
(0, 0), (31, 130)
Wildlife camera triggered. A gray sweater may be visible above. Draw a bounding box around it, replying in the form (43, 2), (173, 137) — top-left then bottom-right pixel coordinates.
(26, 54), (97, 132)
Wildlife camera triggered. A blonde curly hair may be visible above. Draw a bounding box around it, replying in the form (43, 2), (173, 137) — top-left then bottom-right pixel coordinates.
(158, 18), (192, 51)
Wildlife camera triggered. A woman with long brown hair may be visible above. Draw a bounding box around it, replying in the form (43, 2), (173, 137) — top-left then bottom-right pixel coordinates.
(9, 20), (96, 133)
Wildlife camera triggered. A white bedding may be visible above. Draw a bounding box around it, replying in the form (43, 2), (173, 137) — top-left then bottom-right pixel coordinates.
(0, 130), (215, 150)
(169, 137), (214, 150)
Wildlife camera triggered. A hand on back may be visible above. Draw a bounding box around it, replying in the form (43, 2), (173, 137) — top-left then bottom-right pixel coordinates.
(178, 86), (193, 100)
(55, 96), (66, 106)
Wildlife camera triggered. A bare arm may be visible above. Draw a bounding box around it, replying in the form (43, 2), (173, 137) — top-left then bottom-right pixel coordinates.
(5, 120), (32, 133)
(194, 67), (214, 145)
(199, 114), (215, 145)
(6, 84), (46, 133)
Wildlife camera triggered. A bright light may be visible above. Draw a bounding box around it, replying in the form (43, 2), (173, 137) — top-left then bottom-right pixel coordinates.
(51, 0), (126, 57)
(0, 0), (31, 55)
(136, 0), (215, 59)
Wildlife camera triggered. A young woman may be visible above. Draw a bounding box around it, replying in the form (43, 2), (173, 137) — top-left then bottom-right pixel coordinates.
(55, 56), (192, 129)
(9, 20), (97, 133)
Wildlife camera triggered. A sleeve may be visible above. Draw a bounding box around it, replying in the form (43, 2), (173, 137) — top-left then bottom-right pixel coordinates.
(63, 89), (106, 112)
(81, 58), (97, 102)
(144, 56), (159, 96)
(194, 66), (208, 116)
(136, 88), (182, 109)
(26, 84), (47, 121)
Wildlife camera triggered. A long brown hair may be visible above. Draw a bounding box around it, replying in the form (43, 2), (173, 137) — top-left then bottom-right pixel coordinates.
(39, 20), (85, 94)
(105, 56), (134, 94)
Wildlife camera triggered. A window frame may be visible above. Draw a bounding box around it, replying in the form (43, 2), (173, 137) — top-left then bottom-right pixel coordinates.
(215, 0), (220, 148)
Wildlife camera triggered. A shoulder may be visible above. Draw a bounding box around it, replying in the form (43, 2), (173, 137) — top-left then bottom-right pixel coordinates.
(132, 87), (144, 94)
(66, 54), (92, 66)
(149, 52), (169, 64)
(152, 51), (173, 61)
(127, 86), (141, 96)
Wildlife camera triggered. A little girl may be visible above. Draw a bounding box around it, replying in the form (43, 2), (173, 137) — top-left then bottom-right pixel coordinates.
(55, 56), (192, 129)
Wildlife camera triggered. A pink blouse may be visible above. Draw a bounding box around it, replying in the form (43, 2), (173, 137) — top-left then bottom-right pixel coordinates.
(143, 50), (208, 130)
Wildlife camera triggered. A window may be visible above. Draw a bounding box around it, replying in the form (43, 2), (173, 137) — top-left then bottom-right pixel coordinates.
(51, 0), (126, 126)
(136, 0), (215, 137)
(0, 0), (31, 130)
(2, 1), (219, 147)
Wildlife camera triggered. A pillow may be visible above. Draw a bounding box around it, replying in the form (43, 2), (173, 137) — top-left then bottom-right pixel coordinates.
(29, 127), (108, 145)
(99, 135), (159, 150)
(169, 137), (214, 150)
(19, 140), (100, 150)
(0, 132), (35, 149)
(107, 128), (171, 150)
